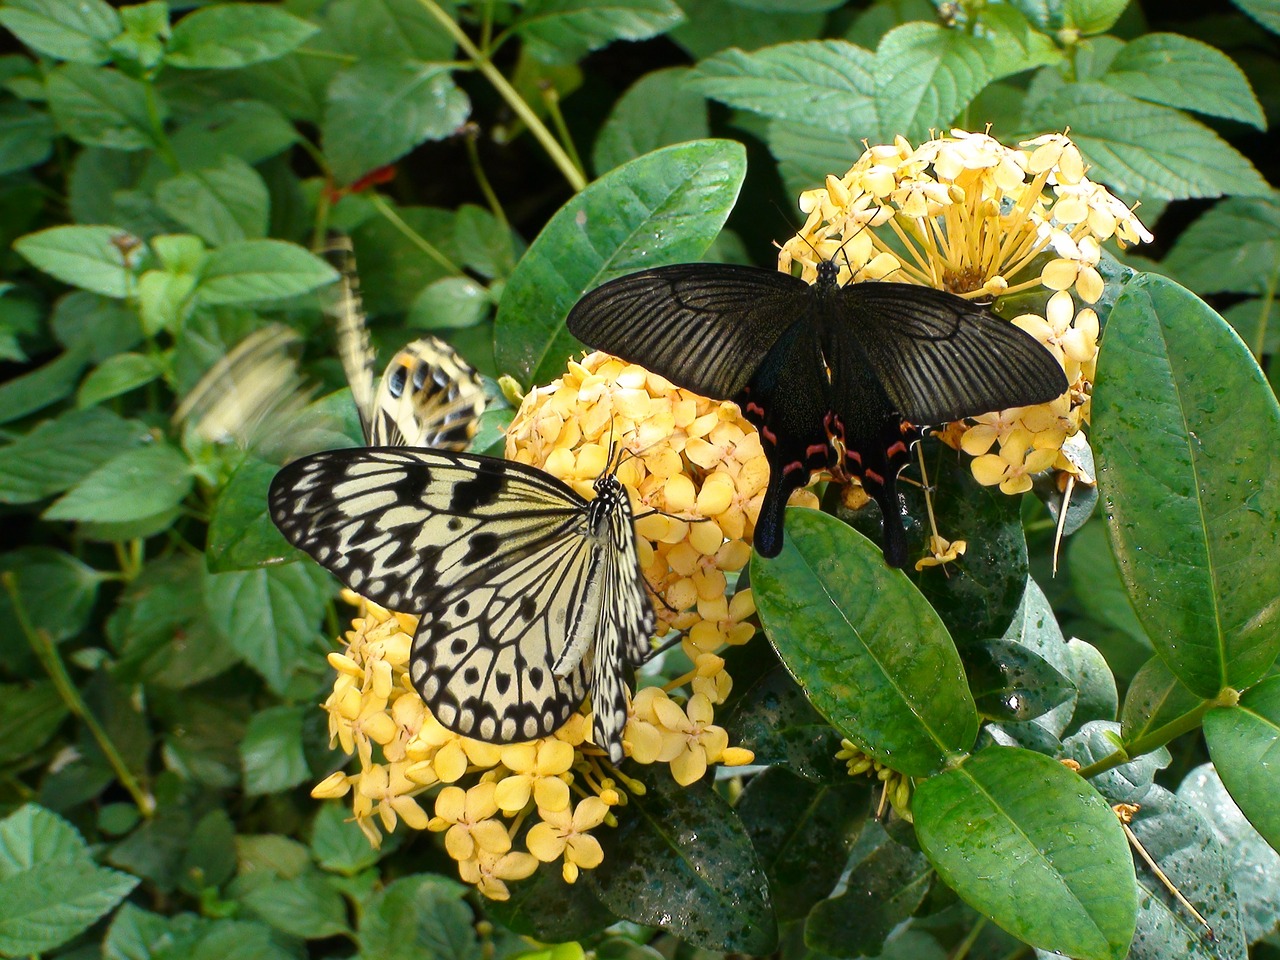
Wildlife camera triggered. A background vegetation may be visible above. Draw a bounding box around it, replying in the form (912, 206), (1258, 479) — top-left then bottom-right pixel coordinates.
(0, 0), (1278, 958)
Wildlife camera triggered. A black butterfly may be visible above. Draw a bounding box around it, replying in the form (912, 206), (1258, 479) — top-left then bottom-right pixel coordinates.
(567, 259), (1069, 566)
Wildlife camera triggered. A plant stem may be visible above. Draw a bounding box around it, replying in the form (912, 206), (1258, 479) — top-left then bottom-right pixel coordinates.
(463, 126), (509, 232)
(2, 573), (155, 817)
(143, 81), (180, 171)
(1075, 694), (1227, 780)
(412, 0), (587, 192)
(369, 193), (465, 276)
(950, 916), (987, 960)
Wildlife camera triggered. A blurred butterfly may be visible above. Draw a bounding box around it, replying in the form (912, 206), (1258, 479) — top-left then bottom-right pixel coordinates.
(567, 257), (1069, 566)
(324, 233), (485, 450)
(268, 446), (655, 762)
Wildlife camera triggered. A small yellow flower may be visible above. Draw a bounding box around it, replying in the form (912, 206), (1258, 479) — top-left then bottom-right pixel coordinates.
(457, 848), (539, 901)
(914, 535), (967, 571)
(971, 440), (1059, 495)
(493, 739), (575, 815)
(429, 783), (510, 861)
(526, 796), (610, 883)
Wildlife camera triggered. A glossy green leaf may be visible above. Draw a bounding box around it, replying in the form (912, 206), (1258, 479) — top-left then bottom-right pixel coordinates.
(1162, 193), (1280, 297)
(1103, 33), (1265, 129)
(76, 352), (162, 408)
(593, 67), (708, 174)
(737, 767), (871, 921)
(494, 139), (745, 386)
(359, 874), (482, 960)
(487, 863), (615, 942)
(323, 60), (471, 185)
(1062, 721), (1169, 807)
(0, 548), (102, 647)
(156, 157), (270, 246)
(196, 240), (338, 305)
(512, 0), (684, 66)
(914, 746), (1136, 960)
(1204, 676), (1280, 850)
(0, 805), (139, 957)
(0, 408), (150, 504)
(240, 705), (309, 796)
(14, 225), (139, 298)
(962, 638), (1075, 724)
(407, 276), (490, 330)
(350, 207), (460, 314)
(804, 822), (932, 958)
(1177, 763), (1280, 942)
(752, 508), (978, 776)
(874, 23), (992, 140)
(44, 64), (158, 151)
(1120, 656), (1206, 747)
(995, 578), (1078, 738)
(1093, 274), (1280, 696)
(166, 4), (318, 69)
(1061, 638), (1118, 733)
(43, 444), (193, 524)
(1023, 83), (1268, 200)
(0, 0), (119, 63)
(207, 458), (298, 571)
(0, 101), (55, 176)
(592, 770), (777, 954)
(974, 5), (1063, 80)
(1066, 520), (1151, 666)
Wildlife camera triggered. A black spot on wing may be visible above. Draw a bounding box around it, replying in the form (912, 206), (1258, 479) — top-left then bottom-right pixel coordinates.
(450, 468), (503, 512)
(463, 532), (500, 563)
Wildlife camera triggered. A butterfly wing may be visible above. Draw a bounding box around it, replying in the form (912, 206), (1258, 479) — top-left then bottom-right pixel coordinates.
(372, 339), (485, 450)
(566, 263), (810, 397)
(322, 234), (378, 444)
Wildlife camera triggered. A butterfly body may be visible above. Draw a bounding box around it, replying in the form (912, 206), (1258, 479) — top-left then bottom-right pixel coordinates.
(567, 258), (1068, 565)
(269, 447), (655, 761)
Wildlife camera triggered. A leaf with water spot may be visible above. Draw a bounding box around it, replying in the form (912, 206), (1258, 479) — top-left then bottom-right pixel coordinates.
(1203, 675), (1280, 851)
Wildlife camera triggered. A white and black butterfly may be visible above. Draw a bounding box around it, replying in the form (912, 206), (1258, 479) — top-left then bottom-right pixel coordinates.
(324, 233), (485, 450)
(567, 258), (1069, 566)
(269, 447), (656, 762)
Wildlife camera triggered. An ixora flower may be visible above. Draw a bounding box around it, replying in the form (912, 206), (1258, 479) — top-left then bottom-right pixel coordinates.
(312, 352), (781, 899)
(778, 129), (1150, 566)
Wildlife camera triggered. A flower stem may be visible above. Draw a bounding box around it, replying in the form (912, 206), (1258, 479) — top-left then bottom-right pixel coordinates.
(412, 0), (587, 192)
(2, 573), (155, 817)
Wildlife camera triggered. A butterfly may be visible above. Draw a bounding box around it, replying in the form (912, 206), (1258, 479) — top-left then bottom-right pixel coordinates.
(324, 232), (485, 450)
(566, 257), (1069, 566)
(268, 447), (656, 762)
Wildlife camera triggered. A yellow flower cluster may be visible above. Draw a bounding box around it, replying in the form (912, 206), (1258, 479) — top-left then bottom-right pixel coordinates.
(836, 739), (913, 822)
(779, 129), (1150, 559)
(312, 353), (772, 899)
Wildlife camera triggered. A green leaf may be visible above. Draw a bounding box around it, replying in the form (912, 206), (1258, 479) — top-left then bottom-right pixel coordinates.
(196, 240), (338, 305)
(1022, 82), (1269, 200)
(239, 872), (349, 939)
(1066, 520), (1151, 663)
(180, 810), (237, 894)
(874, 23), (992, 140)
(407, 276), (490, 329)
(0, 100), (55, 176)
(104, 904), (205, 960)
(170, 100), (300, 169)
(203, 564), (331, 693)
(913, 746), (1136, 960)
(1063, 0), (1127, 33)
(324, 60), (470, 185)
(963, 638), (1075, 723)
(350, 206), (460, 314)
(0, 346), (92, 425)
(1177, 762), (1280, 943)
(592, 770), (777, 954)
(77, 352), (162, 408)
(0, 548), (102, 647)
(359, 874), (482, 960)
(1062, 721), (1169, 807)
(485, 863), (614, 942)
(1221, 298), (1279, 361)
(311, 803), (390, 876)
(993, 578), (1077, 738)
(14, 225), (140, 298)
(753, 508), (978, 776)
(670, 0), (824, 58)
(512, 0), (684, 66)
(0, 805), (139, 957)
(454, 205), (521, 280)
(51, 292), (144, 362)
(1092, 274), (1280, 696)
(1235, 0), (1280, 33)
(44, 443), (194, 523)
(736, 767), (870, 921)
(240, 705), (309, 796)
(207, 457), (298, 571)
(1204, 676), (1280, 851)
(0, 408), (150, 504)
(1061, 638), (1118, 733)
(1103, 33), (1265, 129)
(593, 67), (708, 175)
(322, 0), (457, 62)
(166, 4), (319, 69)
(768, 118), (868, 202)
(804, 822), (933, 958)
(45, 63), (159, 151)
(156, 157), (271, 246)
(690, 40), (877, 135)
(0, 682), (69, 765)
(1162, 193), (1280, 297)
(974, 5), (1064, 80)
(0, 0), (120, 64)
(111, 1), (169, 73)
(1120, 656), (1205, 748)
(494, 139), (745, 386)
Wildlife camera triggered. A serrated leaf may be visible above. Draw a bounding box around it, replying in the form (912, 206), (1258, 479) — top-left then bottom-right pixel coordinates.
(310, 803), (391, 876)
(0, 408), (150, 504)
(0, 100), (55, 176)
(44, 443), (193, 523)
(0, 682), (69, 764)
(45, 63), (158, 151)
(874, 22), (992, 139)
(14, 225), (140, 298)
(0, 805), (139, 956)
(196, 240), (338, 305)
(914, 746), (1136, 960)
(156, 156), (270, 246)
(513, 0), (684, 66)
(239, 872), (349, 939)
(1063, 0), (1127, 33)
(203, 564), (331, 692)
(359, 874), (482, 960)
(324, 60), (470, 185)
(751, 508), (978, 777)
(593, 67), (709, 174)
(1162, 193), (1280, 297)
(495, 139), (745, 386)
(1021, 82), (1268, 200)
(975, 5), (1064, 80)
(1103, 33), (1265, 129)
(1092, 274), (1280, 696)
(768, 117), (868, 201)
(691, 40), (876, 135)
(77, 352), (162, 408)
(671, 0), (824, 58)
(0, 0), (120, 64)
(240, 705), (309, 796)
(1203, 676), (1280, 851)
(322, 0), (457, 62)
(592, 771), (777, 954)
(166, 4), (318, 69)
